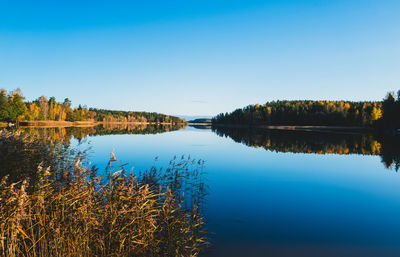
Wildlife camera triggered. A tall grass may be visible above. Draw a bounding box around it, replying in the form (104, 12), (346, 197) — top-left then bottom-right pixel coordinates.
(0, 131), (207, 257)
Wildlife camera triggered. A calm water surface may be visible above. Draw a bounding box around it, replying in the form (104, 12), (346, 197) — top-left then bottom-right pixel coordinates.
(27, 126), (400, 256)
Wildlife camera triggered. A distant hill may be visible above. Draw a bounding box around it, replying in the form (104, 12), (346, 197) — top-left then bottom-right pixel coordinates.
(188, 118), (212, 124)
(176, 115), (212, 121)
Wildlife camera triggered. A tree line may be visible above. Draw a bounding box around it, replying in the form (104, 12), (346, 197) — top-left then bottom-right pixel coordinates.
(212, 90), (400, 130)
(0, 89), (184, 124)
(378, 90), (400, 131)
(213, 100), (382, 127)
(91, 108), (182, 124)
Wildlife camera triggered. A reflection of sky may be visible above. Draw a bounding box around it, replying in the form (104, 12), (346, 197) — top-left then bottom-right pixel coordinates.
(73, 127), (400, 256)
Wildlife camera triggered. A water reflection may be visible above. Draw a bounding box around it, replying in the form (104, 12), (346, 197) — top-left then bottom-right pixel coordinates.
(0, 130), (73, 183)
(189, 124), (212, 130)
(212, 126), (400, 171)
(5, 124), (400, 173)
(12, 123), (185, 142)
(0, 124), (184, 183)
(379, 135), (400, 171)
(3, 125), (400, 256)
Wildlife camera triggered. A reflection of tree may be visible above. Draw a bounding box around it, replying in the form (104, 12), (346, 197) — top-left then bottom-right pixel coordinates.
(0, 130), (74, 183)
(189, 125), (212, 129)
(1, 124), (186, 182)
(13, 123), (185, 143)
(378, 136), (400, 171)
(213, 126), (400, 171)
(213, 126), (381, 155)
(96, 123), (184, 136)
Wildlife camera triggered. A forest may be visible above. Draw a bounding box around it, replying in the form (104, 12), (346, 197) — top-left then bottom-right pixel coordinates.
(0, 89), (184, 124)
(212, 100), (383, 127)
(212, 91), (400, 129)
(378, 90), (400, 130)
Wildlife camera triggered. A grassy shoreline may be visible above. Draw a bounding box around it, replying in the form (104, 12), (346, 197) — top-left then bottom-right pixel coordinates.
(11, 121), (185, 128)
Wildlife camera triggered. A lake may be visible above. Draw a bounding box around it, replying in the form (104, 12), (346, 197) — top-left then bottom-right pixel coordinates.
(5, 125), (400, 257)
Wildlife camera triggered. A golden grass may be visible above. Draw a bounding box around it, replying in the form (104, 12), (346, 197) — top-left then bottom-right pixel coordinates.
(0, 132), (207, 257)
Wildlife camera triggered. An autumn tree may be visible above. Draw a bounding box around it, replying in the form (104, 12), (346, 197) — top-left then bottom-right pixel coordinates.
(213, 100), (382, 127)
(0, 89), (9, 121)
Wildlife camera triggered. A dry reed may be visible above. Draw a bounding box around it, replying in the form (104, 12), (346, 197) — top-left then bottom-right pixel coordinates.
(0, 131), (207, 257)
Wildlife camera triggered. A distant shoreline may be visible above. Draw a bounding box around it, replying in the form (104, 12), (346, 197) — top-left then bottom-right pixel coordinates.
(1, 121), (374, 134)
(187, 123), (211, 125)
(1, 121), (184, 128)
(212, 124), (373, 133)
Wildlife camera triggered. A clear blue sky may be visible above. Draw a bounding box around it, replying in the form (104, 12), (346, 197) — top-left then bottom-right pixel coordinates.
(0, 0), (399, 116)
